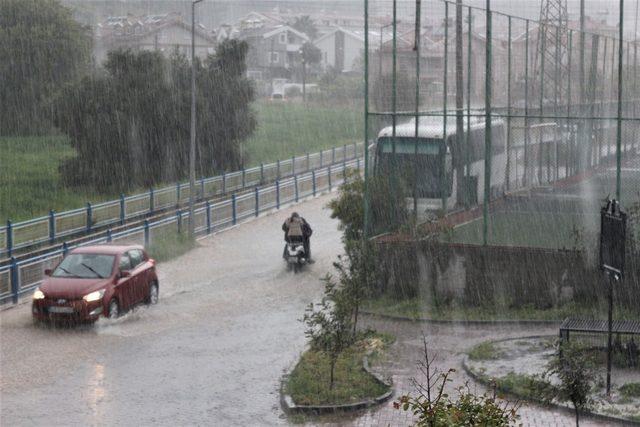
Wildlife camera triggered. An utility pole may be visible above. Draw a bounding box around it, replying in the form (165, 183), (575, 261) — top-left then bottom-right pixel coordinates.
(190, 0), (204, 238)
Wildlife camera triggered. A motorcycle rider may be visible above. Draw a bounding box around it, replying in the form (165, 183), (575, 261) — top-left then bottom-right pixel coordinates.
(282, 212), (313, 261)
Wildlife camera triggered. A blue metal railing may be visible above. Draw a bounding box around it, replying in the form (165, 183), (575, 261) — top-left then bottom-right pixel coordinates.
(0, 158), (361, 306)
(1, 142), (362, 258)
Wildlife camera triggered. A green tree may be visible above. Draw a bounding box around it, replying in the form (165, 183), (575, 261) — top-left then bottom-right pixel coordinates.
(302, 276), (354, 390)
(0, 0), (91, 135)
(291, 15), (318, 40)
(540, 341), (599, 427)
(54, 40), (256, 190)
(300, 41), (321, 66)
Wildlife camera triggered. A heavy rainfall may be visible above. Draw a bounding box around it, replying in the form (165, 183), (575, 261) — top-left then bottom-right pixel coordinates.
(0, 0), (639, 426)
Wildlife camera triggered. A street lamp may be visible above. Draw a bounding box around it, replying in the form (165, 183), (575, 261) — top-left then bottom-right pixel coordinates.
(189, 0), (204, 237)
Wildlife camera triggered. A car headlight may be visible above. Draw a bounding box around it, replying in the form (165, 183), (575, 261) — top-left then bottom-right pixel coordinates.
(33, 288), (45, 300)
(83, 289), (105, 303)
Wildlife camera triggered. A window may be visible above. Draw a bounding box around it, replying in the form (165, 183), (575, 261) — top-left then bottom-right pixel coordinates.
(270, 52), (279, 63)
(119, 255), (132, 271)
(53, 254), (115, 279)
(128, 250), (144, 269)
(279, 32), (286, 44)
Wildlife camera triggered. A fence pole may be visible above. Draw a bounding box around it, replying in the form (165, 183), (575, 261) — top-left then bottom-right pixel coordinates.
(49, 210), (56, 245)
(320, 150), (323, 167)
(353, 141), (357, 159)
(242, 168), (246, 189)
(86, 203), (93, 233)
(260, 163), (264, 184)
(312, 170), (317, 196)
(276, 180), (280, 209)
(107, 228), (112, 242)
(120, 193), (126, 225)
(176, 183), (181, 208)
(232, 193), (237, 225)
(291, 155), (295, 175)
(200, 177), (205, 199)
(328, 166), (332, 191)
(255, 187), (260, 217)
(206, 201), (212, 234)
(306, 152), (310, 171)
(342, 159), (347, 182)
(144, 220), (150, 246)
(343, 144), (347, 161)
(177, 210), (183, 234)
(149, 187), (155, 213)
(62, 242), (69, 256)
(222, 172), (226, 194)
(332, 146), (335, 163)
(277, 159), (281, 179)
(10, 257), (19, 304)
(357, 157), (361, 171)
(616, 0), (624, 202)
(294, 175), (299, 202)
(482, 0), (492, 246)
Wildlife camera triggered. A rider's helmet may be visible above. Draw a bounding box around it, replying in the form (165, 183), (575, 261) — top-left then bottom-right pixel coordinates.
(291, 212), (299, 219)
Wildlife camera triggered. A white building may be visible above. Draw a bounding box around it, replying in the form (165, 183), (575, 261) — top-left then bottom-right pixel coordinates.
(314, 27), (365, 73)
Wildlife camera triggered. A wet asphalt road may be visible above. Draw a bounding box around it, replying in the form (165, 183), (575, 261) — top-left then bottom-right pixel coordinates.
(1, 187), (633, 426)
(1, 194), (341, 426)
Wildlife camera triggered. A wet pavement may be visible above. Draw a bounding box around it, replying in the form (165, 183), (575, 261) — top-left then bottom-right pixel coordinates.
(0, 193), (629, 426)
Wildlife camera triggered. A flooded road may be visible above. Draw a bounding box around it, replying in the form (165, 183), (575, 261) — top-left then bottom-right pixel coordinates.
(1, 195), (341, 426)
(0, 191), (630, 426)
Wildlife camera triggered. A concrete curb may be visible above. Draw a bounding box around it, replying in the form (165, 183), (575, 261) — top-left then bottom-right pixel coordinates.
(462, 335), (640, 426)
(280, 355), (394, 415)
(359, 309), (562, 326)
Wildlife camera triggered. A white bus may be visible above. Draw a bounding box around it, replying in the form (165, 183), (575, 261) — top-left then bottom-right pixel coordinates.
(371, 115), (507, 212)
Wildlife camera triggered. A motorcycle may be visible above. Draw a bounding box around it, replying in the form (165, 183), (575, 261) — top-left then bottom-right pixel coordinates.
(283, 237), (308, 273)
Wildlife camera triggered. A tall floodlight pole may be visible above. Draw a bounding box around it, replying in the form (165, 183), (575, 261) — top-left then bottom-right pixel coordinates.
(189, 0), (204, 238)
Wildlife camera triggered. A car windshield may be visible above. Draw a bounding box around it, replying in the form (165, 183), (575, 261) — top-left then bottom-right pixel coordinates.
(52, 254), (115, 279)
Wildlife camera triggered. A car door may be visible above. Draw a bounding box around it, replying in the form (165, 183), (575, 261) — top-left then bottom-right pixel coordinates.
(116, 254), (135, 310)
(127, 250), (146, 304)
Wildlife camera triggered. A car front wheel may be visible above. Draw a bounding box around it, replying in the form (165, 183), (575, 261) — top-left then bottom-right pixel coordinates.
(108, 299), (119, 319)
(146, 282), (159, 305)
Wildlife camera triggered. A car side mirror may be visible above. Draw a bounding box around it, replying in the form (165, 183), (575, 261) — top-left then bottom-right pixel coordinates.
(44, 269), (52, 276)
(120, 270), (131, 278)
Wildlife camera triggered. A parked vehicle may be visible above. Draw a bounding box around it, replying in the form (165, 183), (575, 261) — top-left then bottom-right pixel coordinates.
(32, 244), (158, 323)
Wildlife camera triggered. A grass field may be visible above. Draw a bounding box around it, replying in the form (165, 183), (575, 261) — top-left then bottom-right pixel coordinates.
(244, 100), (362, 165)
(1, 101), (362, 223)
(447, 211), (601, 249)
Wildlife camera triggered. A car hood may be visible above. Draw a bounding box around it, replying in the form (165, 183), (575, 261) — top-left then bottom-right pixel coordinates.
(40, 277), (111, 299)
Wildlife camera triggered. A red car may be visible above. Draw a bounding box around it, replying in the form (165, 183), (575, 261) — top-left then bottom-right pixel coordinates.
(32, 245), (158, 322)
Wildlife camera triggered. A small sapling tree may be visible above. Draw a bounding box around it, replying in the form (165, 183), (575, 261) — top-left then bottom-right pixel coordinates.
(302, 276), (354, 390)
(541, 340), (599, 427)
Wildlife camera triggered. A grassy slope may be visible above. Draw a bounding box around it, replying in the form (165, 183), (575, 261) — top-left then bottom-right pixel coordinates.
(1, 101), (362, 223)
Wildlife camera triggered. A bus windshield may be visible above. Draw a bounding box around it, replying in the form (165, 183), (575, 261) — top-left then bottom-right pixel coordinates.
(376, 137), (447, 198)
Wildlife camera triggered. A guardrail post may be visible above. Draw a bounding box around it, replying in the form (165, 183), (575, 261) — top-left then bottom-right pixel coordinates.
(320, 150), (323, 167)
(254, 187), (260, 217)
(294, 175), (299, 202)
(6, 220), (12, 258)
(149, 188), (155, 213)
(232, 193), (237, 225)
(332, 147), (335, 163)
(176, 182), (181, 207)
(327, 166), (332, 191)
(277, 159), (281, 179)
(86, 203), (93, 233)
(10, 257), (19, 304)
(260, 163), (264, 184)
(291, 155), (295, 175)
(242, 168), (246, 189)
(276, 180), (280, 209)
(62, 242), (69, 257)
(206, 201), (212, 234)
(106, 228), (112, 242)
(177, 210), (182, 234)
(120, 193), (125, 225)
(312, 171), (317, 196)
(144, 220), (150, 246)
(49, 210), (56, 245)
(306, 152), (310, 171)
(222, 172), (226, 194)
